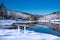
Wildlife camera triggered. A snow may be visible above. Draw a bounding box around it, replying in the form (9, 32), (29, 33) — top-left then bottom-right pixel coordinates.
(0, 20), (15, 25)
(0, 29), (60, 40)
